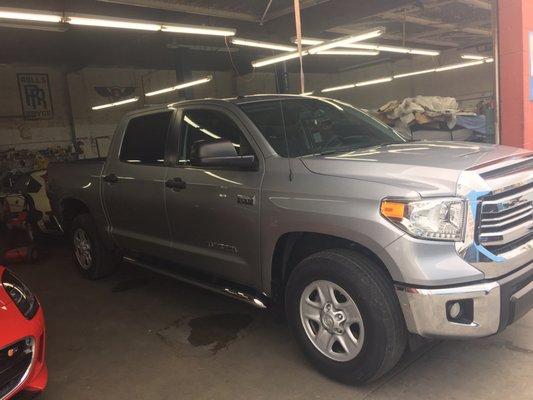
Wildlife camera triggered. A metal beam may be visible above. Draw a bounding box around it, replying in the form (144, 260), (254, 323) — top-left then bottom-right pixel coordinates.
(455, 0), (491, 10)
(382, 13), (491, 36)
(264, 0), (412, 37)
(262, 0), (332, 22)
(328, 27), (460, 47)
(96, 0), (259, 22)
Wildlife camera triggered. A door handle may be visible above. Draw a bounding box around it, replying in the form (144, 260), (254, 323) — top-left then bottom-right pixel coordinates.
(165, 177), (186, 191)
(103, 173), (118, 184)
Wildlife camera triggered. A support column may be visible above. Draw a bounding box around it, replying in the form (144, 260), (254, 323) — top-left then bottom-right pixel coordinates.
(275, 62), (289, 94)
(498, 0), (533, 149)
(175, 48), (193, 100)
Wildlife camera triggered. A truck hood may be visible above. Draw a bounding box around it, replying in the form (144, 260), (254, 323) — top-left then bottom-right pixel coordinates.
(301, 141), (528, 196)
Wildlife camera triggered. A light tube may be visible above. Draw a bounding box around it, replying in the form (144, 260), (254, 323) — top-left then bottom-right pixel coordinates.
(0, 8), (237, 37)
(161, 24), (235, 36)
(355, 77), (393, 87)
(251, 51), (307, 68)
(307, 29), (384, 54)
(252, 28), (383, 68)
(145, 76), (212, 97)
(435, 60), (484, 72)
(461, 54), (488, 60)
(231, 38), (295, 52)
(292, 37), (439, 56)
(316, 50), (379, 56)
(68, 16), (160, 31)
(92, 97), (139, 110)
(321, 84), (356, 93)
(408, 48), (440, 56)
(0, 10), (61, 23)
(394, 68), (436, 78)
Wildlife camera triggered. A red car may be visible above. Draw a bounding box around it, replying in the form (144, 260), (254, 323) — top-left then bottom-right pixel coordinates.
(0, 266), (47, 399)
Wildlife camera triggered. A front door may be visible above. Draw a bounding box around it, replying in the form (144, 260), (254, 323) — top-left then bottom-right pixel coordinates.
(102, 109), (175, 257)
(165, 106), (263, 287)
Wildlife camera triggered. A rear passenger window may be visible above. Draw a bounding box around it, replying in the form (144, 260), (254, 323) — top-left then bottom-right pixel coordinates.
(120, 111), (173, 165)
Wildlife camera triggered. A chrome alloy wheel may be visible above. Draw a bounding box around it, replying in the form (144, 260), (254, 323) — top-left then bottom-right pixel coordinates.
(299, 280), (365, 362)
(73, 228), (92, 270)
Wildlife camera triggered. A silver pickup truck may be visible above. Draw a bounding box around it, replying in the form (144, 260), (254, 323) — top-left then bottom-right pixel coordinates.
(47, 94), (532, 383)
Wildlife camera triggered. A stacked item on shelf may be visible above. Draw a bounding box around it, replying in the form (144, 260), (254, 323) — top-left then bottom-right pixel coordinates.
(375, 96), (490, 143)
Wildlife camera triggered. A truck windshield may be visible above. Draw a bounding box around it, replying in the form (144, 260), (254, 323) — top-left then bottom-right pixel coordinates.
(239, 98), (406, 157)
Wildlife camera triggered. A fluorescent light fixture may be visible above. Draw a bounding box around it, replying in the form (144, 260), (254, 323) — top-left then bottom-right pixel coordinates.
(161, 24), (235, 36)
(92, 97), (139, 110)
(231, 38), (295, 52)
(316, 50), (379, 56)
(0, 9), (61, 23)
(68, 16), (160, 31)
(293, 37), (439, 56)
(436, 60), (484, 72)
(253, 28), (383, 68)
(375, 45), (409, 54)
(145, 76), (212, 97)
(322, 84), (356, 93)
(409, 48), (440, 56)
(321, 58), (493, 94)
(355, 77), (393, 87)
(200, 128), (220, 139)
(251, 51), (306, 68)
(307, 29), (384, 54)
(461, 54), (488, 60)
(394, 68), (436, 79)
(2, 9), (237, 36)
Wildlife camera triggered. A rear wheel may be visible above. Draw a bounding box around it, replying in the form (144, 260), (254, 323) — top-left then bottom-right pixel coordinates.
(286, 249), (406, 384)
(71, 214), (116, 279)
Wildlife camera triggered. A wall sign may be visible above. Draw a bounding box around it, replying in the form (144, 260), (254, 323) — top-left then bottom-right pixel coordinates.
(94, 86), (136, 102)
(17, 73), (54, 120)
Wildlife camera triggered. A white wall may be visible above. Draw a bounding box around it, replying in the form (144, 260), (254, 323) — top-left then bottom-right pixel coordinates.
(0, 65), (74, 150)
(0, 48), (494, 154)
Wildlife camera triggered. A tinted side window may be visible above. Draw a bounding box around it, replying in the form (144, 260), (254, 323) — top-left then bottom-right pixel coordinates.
(179, 109), (254, 163)
(120, 111), (172, 164)
(238, 101), (288, 157)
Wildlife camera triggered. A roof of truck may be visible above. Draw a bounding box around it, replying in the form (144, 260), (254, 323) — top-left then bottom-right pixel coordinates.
(127, 94), (324, 117)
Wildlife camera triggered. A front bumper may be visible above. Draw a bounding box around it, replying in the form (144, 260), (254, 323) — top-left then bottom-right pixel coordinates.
(396, 263), (532, 338)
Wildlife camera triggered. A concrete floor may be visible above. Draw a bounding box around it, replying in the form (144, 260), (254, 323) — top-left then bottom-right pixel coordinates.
(6, 238), (533, 400)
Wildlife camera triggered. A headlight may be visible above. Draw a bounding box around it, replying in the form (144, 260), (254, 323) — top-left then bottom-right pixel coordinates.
(380, 197), (466, 241)
(1, 270), (39, 319)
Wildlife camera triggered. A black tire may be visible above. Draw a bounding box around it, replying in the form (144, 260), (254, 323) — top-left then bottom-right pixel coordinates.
(285, 248), (406, 384)
(71, 213), (116, 280)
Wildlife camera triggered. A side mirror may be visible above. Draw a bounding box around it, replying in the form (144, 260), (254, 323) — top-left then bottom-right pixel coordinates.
(190, 139), (256, 169)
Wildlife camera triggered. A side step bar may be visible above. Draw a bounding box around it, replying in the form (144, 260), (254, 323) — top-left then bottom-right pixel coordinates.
(122, 256), (269, 309)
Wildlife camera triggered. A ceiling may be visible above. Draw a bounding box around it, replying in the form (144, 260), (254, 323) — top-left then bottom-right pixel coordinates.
(0, 0), (493, 73)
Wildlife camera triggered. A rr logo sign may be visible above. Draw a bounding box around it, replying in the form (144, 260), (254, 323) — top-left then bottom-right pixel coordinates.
(17, 73), (54, 120)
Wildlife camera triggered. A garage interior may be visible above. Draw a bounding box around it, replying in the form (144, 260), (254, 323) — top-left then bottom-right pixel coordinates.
(0, 0), (532, 399)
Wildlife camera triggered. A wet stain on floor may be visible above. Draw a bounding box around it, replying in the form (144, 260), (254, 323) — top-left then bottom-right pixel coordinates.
(187, 313), (254, 353)
(112, 277), (151, 292)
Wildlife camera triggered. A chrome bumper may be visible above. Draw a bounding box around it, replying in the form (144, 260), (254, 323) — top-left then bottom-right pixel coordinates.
(396, 263), (533, 339)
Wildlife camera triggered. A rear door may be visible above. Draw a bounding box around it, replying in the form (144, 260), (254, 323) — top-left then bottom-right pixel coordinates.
(102, 109), (176, 257)
(164, 105), (264, 287)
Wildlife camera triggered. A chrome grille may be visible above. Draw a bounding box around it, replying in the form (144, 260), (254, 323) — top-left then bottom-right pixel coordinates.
(0, 338), (33, 400)
(478, 184), (533, 248)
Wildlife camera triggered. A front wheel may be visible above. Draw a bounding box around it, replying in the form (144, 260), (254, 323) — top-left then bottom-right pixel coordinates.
(71, 214), (116, 279)
(286, 249), (406, 384)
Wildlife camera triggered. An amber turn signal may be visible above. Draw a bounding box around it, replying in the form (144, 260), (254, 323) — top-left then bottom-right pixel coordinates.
(380, 201), (405, 220)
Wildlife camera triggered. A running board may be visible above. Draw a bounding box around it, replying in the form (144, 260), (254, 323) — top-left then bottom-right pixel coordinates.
(122, 256), (269, 309)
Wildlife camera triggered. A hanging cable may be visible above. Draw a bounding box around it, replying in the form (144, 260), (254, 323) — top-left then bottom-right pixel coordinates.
(293, 0), (305, 93)
(225, 36), (256, 83)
